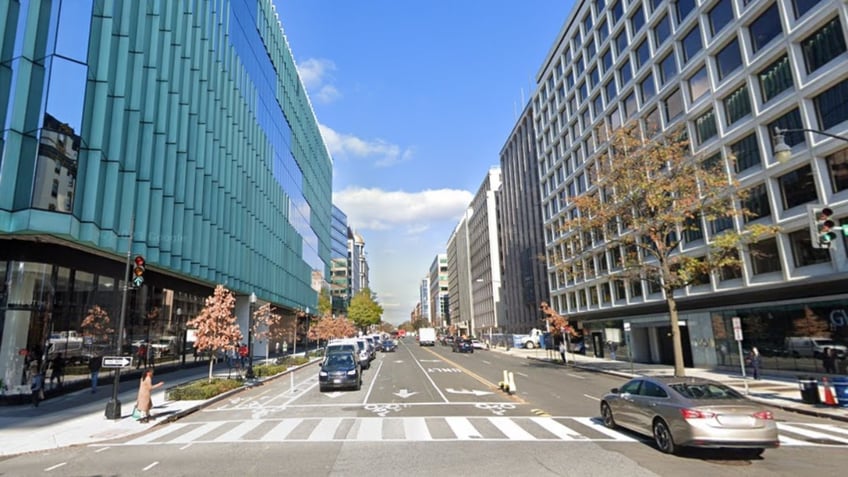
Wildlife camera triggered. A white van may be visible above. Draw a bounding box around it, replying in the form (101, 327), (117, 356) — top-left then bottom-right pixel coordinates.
(784, 337), (847, 359)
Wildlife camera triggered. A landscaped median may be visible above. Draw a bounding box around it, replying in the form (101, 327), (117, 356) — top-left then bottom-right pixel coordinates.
(166, 355), (316, 401)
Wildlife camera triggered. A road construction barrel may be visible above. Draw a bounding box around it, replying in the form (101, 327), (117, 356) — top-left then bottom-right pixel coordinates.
(798, 376), (820, 404)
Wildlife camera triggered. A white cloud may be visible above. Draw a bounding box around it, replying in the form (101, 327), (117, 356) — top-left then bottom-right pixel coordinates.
(334, 187), (473, 232)
(319, 124), (412, 167)
(297, 58), (340, 104)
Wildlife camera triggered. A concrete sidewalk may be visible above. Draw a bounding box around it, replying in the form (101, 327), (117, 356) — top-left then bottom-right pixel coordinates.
(1, 346), (846, 458)
(492, 345), (848, 422)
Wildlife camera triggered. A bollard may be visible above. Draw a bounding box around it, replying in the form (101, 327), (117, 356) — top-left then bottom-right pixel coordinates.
(508, 371), (517, 395)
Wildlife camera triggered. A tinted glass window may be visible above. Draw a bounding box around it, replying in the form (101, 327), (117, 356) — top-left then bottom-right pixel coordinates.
(676, 0), (696, 23)
(749, 4), (782, 54)
(682, 25), (702, 64)
(670, 383), (744, 399)
(716, 38), (742, 80)
(635, 39), (651, 70)
(801, 17), (847, 74)
(660, 52), (677, 85)
(655, 14), (671, 46)
(641, 381), (669, 398)
(792, 0), (821, 19)
(631, 5), (646, 33)
(708, 0), (734, 36)
(688, 66), (710, 102)
(620, 380), (642, 394)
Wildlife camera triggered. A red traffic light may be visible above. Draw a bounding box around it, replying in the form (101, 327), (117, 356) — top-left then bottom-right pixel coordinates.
(134, 255), (145, 267)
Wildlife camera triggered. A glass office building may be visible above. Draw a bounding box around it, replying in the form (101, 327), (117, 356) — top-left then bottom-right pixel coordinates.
(0, 1), (332, 396)
(534, 0), (848, 372)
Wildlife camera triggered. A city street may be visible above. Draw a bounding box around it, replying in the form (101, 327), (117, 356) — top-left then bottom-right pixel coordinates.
(1, 338), (847, 476)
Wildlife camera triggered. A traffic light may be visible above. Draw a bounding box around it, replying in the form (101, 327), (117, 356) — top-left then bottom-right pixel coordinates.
(133, 255), (145, 287)
(809, 206), (837, 249)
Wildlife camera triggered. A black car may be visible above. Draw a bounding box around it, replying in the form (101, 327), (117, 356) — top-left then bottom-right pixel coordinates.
(318, 351), (361, 392)
(452, 338), (474, 353)
(382, 339), (397, 352)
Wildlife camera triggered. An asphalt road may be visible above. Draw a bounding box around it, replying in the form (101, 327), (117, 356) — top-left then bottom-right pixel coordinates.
(2, 338), (847, 477)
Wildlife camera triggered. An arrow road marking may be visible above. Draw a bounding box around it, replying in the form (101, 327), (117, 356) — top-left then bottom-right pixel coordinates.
(394, 389), (417, 399)
(446, 388), (494, 396)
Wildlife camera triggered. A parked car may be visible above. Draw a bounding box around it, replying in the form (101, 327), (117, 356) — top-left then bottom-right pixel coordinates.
(452, 338), (474, 353)
(600, 376), (778, 456)
(325, 339), (365, 370)
(382, 339), (397, 352)
(784, 336), (847, 359)
(471, 339), (486, 350)
(318, 351), (361, 392)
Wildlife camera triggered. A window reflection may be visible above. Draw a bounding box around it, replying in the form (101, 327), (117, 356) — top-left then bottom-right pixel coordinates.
(31, 113), (79, 212)
(54, 0), (93, 62)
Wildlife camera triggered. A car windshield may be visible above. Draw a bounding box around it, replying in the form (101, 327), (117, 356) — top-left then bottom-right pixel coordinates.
(669, 382), (744, 400)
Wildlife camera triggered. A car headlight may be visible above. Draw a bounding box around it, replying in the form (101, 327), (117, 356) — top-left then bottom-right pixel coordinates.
(347, 369), (357, 376)
(319, 371), (328, 377)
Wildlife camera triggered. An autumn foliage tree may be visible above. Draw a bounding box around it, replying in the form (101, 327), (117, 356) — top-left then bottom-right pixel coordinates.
(188, 285), (243, 381)
(793, 307), (831, 338)
(556, 125), (777, 376)
(251, 303), (282, 345)
(308, 315), (356, 344)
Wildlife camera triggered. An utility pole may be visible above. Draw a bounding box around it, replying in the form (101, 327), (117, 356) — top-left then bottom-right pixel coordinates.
(106, 216), (133, 420)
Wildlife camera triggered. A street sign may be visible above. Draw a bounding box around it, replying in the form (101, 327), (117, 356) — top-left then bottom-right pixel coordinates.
(732, 317), (743, 341)
(132, 276), (144, 287)
(102, 356), (133, 368)
(624, 322), (631, 332)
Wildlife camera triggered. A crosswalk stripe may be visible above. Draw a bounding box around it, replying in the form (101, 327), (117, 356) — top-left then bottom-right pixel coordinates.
(261, 418), (301, 442)
(403, 417), (432, 441)
(308, 417), (342, 441)
(779, 435), (812, 446)
(172, 422), (227, 444)
(128, 423), (189, 444)
(573, 417), (637, 441)
(488, 417), (536, 440)
(806, 423), (848, 437)
(356, 418), (383, 441)
(530, 417), (588, 440)
(213, 420), (263, 442)
(778, 423), (848, 444)
(445, 417), (482, 440)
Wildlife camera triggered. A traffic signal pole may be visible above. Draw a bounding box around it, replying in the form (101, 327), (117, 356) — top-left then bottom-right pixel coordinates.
(106, 216), (134, 420)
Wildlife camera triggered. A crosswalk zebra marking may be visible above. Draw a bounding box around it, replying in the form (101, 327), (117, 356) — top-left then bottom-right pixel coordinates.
(778, 423), (848, 444)
(403, 417), (431, 440)
(530, 417), (589, 440)
(213, 420), (263, 442)
(445, 417), (482, 440)
(172, 422), (226, 444)
(573, 417), (638, 441)
(308, 417), (342, 441)
(356, 418), (383, 441)
(261, 419), (300, 441)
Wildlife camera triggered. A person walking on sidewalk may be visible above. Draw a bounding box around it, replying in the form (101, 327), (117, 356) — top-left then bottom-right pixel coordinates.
(135, 368), (164, 423)
(88, 355), (102, 393)
(749, 347), (761, 380)
(49, 353), (65, 389)
(822, 347), (836, 374)
(30, 364), (45, 407)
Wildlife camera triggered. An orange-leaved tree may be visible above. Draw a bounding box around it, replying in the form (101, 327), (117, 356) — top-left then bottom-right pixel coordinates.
(188, 285), (243, 381)
(556, 125), (777, 376)
(251, 302), (283, 347)
(308, 315), (356, 346)
(81, 305), (113, 352)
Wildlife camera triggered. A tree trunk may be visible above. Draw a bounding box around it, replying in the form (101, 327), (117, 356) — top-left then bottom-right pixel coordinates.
(208, 356), (214, 382)
(666, 295), (686, 377)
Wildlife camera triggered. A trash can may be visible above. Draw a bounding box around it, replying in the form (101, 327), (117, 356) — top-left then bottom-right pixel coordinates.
(833, 377), (848, 407)
(798, 377), (820, 404)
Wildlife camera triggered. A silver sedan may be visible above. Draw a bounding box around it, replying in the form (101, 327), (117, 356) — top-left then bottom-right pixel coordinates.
(600, 376), (779, 456)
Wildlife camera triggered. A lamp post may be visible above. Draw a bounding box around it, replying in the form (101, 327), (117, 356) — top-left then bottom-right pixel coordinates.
(773, 127), (848, 163)
(247, 293), (256, 379)
(176, 307), (184, 366)
(106, 216), (133, 420)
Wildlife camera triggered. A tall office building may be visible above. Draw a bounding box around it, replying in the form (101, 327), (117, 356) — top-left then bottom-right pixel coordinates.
(330, 206), (350, 314)
(499, 103), (550, 334)
(467, 168), (504, 338)
(534, 0), (848, 369)
(419, 276), (431, 325)
(428, 253), (449, 327)
(0, 1), (332, 396)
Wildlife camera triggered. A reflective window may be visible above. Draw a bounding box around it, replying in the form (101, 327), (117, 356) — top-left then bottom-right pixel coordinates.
(612, 1), (624, 24)
(635, 39), (651, 70)
(644, 106), (661, 132)
(801, 17), (847, 74)
(660, 51), (677, 85)
(624, 91), (637, 119)
(723, 84), (752, 125)
(606, 80), (617, 103)
(594, 94), (605, 119)
(631, 5), (646, 34)
(54, 0), (94, 62)
(826, 148), (848, 193)
(731, 132), (762, 173)
(640, 73), (656, 103)
(768, 108), (806, 154)
(789, 229), (831, 267)
(676, 0), (696, 23)
(655, 14), (672, 47)
(708, 0), (734, 37)
(792, 0), (821, 19)
(749, 4), (782, 55)
(688, 65), (710, 102)
(45, 57), (87, 133)
(598, 19), (609, 43)
(616, 29), (628, 58)
(743, 183), (771, 223)
(664, 87), (684, 121)
(590, 66), (600, 90)
(602, 49), (614, 74)
(814, 79), (848, 130)
(619, 59), (632, 86)
(716, 38), (742, 81)
(778, 165), (817, 210)
(758, 55), (794, 103)
(681, 25), (702, 64)
(750, 238), (781, 275)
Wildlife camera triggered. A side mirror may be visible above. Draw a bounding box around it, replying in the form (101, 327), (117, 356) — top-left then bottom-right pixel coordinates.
(611, 388), (620, 394)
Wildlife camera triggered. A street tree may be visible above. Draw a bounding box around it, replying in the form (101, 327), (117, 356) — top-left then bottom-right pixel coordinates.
(556, 125), (777, 376)
(187, 285), (243, 381)
(317, 287), (332, 318)
(251, 302), (282, 349)
(348, 288), (383, 331)
(308, 315), (356, 345)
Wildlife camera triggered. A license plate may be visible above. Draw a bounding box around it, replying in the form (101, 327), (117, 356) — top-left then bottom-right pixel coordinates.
(333, 379), (342, 384)
(717, 415), (754, 427)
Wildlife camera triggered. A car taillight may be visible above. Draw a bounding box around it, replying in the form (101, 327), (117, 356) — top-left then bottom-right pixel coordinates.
(680, 408), (716, 419)
(752, 410), (774, 420)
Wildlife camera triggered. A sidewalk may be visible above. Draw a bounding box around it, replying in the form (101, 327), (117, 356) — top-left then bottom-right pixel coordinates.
(1, 347), (846, 458)
(493, 345), (848, 422)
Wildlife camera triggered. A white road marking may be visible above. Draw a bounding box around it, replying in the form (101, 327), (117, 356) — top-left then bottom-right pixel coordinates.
(356, 417), (383, 440)
(583, 394), (600, 401)
(173, 422), (226, 444)
(129, 423), (189, 444)
(261, 418), (301, 441)
(413, 358), (449, 403)
(213, 420), (262, 442)
(573, 417), (637, 441)
(403, 417), (432, 440)
(95, 447), (110, 453)
(445, 417), (482, 439)
(567, 373), (586, 379)
(516, 372), (529, 377)
(778, 423), (848, 444)
(143, 461), (159, 471)
(489, 416), (535, 440)
(44, 463), (66, 472)
(308, 417), (342, 441)
(530, 417), (588, 440)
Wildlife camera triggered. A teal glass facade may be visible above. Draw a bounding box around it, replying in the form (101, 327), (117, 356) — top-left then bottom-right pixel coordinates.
(0, 0), (331, 396)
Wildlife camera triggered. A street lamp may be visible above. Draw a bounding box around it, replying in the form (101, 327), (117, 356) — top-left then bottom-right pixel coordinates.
(176, 307), (185, 366)
(773, 127), (848, 163)
(246, 292), (256, 379)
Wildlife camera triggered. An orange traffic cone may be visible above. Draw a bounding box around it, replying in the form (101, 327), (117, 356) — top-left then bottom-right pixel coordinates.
(823, 377), (838, 406)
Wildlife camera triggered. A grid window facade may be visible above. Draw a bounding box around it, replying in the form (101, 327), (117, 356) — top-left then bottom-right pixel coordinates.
(801, 17), (846, 74)
(758, 55), (794, 103)
(749, 4), (782, 55)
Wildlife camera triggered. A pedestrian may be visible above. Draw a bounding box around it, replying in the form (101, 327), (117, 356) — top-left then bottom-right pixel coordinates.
(822, 347), (836, 374)
(30, 364), (45, 407)
(135, 368), (164, 423)
(136, 343), (147, 369)
(749, 347), (761, 380)
(275, 341), (281, 355)
(558, 337), (567, 364)
(88, 355), (102, 393)
(608, 341), (618, 361)
(49, 353), (65, 389)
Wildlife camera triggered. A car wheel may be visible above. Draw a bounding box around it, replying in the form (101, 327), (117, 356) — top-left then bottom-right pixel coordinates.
(600, 402), (616, 429)
(740, 448), (764, 458)
(525, 342), (535, 349)
(653, 419), (677, 455)
(319, 386), (327, 393)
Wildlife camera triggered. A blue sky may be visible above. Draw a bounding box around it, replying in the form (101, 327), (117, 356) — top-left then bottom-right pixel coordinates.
(275, 1), (573, 325)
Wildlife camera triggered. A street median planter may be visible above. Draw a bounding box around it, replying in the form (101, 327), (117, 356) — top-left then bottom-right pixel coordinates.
(166, 378), (243, 400)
